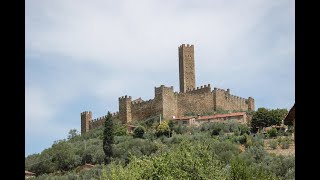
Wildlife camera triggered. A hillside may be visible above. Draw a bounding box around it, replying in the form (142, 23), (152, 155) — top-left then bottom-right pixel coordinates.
(25, 110), (295, 180)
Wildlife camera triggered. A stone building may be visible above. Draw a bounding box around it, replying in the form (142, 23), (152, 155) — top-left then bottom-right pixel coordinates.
(81, 44), (255, 134)
(173, 112), (248, 126)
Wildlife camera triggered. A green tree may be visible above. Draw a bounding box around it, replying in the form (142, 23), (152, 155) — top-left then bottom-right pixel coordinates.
(267, 128), (277, 138)
(103, 111), (114, 164)
(67, 129), (79, 140)
(156, 121), (170, 137)
(133, 126), (145, 138)
(251, 108), (288, 132)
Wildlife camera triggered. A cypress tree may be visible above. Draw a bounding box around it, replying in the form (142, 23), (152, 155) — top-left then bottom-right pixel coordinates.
(103, 111), (114, 164)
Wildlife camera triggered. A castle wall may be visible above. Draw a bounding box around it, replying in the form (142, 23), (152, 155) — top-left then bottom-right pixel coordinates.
(81, 112), (119, 134)
(127, 86), (166, 122)
(130, 99), (158, 121)
(160, 86), (178, 119)
(213, 88), (250, 111)
(177, 85), (214, 117)
(91, 115), (107, 129)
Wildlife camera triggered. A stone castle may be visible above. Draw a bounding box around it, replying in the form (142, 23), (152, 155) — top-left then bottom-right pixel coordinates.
(81, 44), (255, 134)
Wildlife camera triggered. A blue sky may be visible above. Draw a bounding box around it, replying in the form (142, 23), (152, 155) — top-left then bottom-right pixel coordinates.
(25, 0), (295, 156)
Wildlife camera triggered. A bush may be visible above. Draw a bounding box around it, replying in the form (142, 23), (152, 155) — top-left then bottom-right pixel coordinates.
(229, 157), (277, 179)
(211, 127), (222, 136)
(241, 146), (267, 164)
(133, 126), (145, 138)
(106, 140), (228, 179)
(156, 121), (170, 137)
(281, 141), (290, 149)
(251, 135), (264, 147)
(211, 141), (241, 164)
(261, 155), (295, 178)
(244, 134), (252, 147)
(238, 124), (250, 135)
(267, 128), (277, 138)
(234, 135), (246, 144)
(269, 139), (277, 149)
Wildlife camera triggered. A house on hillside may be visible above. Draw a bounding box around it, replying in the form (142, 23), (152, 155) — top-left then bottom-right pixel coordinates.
(172, 112), (248, 126)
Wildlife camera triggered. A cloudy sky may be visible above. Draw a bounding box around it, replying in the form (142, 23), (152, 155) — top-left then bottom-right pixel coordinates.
(26, 0), (294, 156)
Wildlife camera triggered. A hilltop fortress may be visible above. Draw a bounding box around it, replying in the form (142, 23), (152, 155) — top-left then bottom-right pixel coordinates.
(81, 44), (255, 134)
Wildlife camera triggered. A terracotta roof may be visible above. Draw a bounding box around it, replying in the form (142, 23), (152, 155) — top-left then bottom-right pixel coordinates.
(173, 116), (194, 120)
(25, 171), (36, 176)
(197, 112), (246, 120)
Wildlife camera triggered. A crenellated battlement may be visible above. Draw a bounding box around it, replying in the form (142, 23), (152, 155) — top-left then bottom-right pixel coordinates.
(81, 111), (92, 115)
(119, 95), (132, 101)
(131, 99), (154, 107)
(178, 44), (194, 50)
(92, 115), (107, 122)
(155, 85), (174, 96)
(112, 111), (119, 116)
(185, 84), (211, 94)
(213, 87), (233, 94)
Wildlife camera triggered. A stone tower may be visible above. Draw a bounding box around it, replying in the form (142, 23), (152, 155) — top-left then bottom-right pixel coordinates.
(119, 95), (132, 124)
(179, 44), (195, 93)
(81, 111), (92, 134)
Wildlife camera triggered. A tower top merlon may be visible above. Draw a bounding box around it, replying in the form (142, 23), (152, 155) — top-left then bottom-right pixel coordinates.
(179, 44), (194, 49)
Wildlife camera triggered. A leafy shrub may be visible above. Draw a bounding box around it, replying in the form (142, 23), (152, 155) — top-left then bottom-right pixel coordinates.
(234, 135), (246, 144)
(267, 128), (277, 138)
(269, 139), (277, 149)
(284, 168), (295, 180)
(251, 135), (264, 147)
(244, 134), (252, 147)
(241, 146), (267, 164)
(156, 121), (170, 137)
(133, 126), (145, 138)
(234, 129), (240, 136)
(261, 155), (295, 178)
(113, 123), (127, 136)
(105, 140), (228, 179)
(212, 127), (222, 136)
(238, 124), (250, 135)
(281, 142), (289, 149)
(229, 157), (277, 180)
(211, 141), (241, 164)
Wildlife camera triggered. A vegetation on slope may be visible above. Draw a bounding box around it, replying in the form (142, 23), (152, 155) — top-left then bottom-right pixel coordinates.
(25, 108), (294, 180)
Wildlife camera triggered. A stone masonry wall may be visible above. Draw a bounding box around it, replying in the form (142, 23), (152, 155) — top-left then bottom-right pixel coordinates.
(130, 99), (157, 121)
(179, 44), (195, 92)
(177, 85), (214, 117)
(213, 88), (250, 111)
(81, 111), (92, 134)
(119, 96), (132, 124)
(160, 86), (178, 119)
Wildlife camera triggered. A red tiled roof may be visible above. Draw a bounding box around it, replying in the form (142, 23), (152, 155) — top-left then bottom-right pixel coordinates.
(197, 112), (246, 120)
(173, 116), (194, 120)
